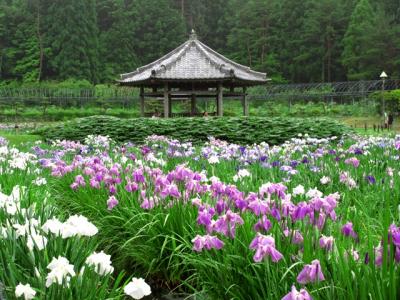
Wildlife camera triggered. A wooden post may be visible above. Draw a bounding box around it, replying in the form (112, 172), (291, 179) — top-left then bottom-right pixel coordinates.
(217, 83), (223, 117)
(163, 83), (169, 118)
(242, 87), (248, 116)
(139, 86), (144, 117)
(191, 94), (196, 116)
(168, 94), (172, 117)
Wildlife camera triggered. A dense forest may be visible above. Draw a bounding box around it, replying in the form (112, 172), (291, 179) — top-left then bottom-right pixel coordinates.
(0, 0), (399, 85)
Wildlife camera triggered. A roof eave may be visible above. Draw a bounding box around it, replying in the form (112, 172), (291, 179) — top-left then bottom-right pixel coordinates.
(117, 77), (268, 87)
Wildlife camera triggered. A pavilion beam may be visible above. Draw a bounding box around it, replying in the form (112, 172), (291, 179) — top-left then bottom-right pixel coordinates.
(139, 86), (145, 117)
(242, 87), (248, 116)
(191, 94), (196, 116)
(163, 83), (169, 118)
(217, 83), (223, 117)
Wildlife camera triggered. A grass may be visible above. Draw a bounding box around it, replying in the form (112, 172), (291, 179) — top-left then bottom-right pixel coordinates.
(0, 143), (132, 300)
(0, 130), (41, 145)
(337, 116), (400, 133)
(26, 134), (400, 300)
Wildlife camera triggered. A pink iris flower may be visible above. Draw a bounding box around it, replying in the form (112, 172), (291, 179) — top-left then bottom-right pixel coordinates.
(249, 233), (283, 263)
(281, 285), (312, 300)
(297, 259), (325, 284)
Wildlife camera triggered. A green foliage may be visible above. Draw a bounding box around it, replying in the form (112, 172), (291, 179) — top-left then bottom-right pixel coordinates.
(1, 0), (400, 84)
(369, 89), (400, 114)
(36, 115), (351, 145)
(42, 134), (400, 299)
(46, 0), (99, 83)
(341, 0), (399, 80)
(296, 0), (351, 82)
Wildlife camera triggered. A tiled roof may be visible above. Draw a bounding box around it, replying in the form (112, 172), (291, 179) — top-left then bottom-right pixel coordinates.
(119, 31), (267, 85)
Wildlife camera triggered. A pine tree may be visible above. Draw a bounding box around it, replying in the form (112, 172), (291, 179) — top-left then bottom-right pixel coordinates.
(341, 0), (380, 80)
(97, 0), (139, 81)
(129, 0), (186, 65)
(0, 0), (10, 79)
(46, 0), (99, 82)
(273, 0), (309, 82)
(226, 0), (282, 80)
(297, 0), (355, 82)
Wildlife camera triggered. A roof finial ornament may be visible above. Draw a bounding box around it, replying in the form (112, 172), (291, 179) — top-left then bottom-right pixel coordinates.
(190, 29), (197, 40)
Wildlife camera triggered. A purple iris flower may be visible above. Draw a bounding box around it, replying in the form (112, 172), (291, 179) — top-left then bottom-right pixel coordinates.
(212, 210), (244, 238)
(192, 234), (224, 252)
(282, 286), (312, 300)
(254, 215), (272, 232)
(341, 222), (358, 239)
(125, 181), (138, 192)
(197, 206), (215, 228)
(109, 185), (117, 194)
(248, 199), (270, 216)
(107, 196), (119, 210)
(328, 149), (336, 155)
(75, 175), (85, 186)
(291, 202), (310, 222)
(141, 197), (156, 210)
(216, 199), (227, 215)
(301, 157), (309, 164)
(141, 146), (151, 155)
(344, 157), (360, 168)
(249, 234), (283, 263)
(389, 224), (400, 247)
(272, 161), (281, 167)
(297, 259), (325, 284)
(364, 252), (370, 265)
(284, 229), (304, 245)
(354, 148), (363, 155)
(132, 169), (145, 183)
(90, 177), (100, 189)
(365, 175), (376, 185)
(271, 207), (281, 221)
(319, 235), (334, 251)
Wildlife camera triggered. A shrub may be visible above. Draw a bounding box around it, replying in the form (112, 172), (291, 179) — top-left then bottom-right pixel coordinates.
(36, 115), (351, 145)
(369, 89), (400, 114)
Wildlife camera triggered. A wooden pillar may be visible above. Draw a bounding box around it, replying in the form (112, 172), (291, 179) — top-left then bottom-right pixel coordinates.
(163, 83), (169, 118)
(217, 83), (223, 117)
(139, 86), (144, 117)
(168, 95), (172, 117)
(191, 94), (196, 116)
(242, 87), (248, 116)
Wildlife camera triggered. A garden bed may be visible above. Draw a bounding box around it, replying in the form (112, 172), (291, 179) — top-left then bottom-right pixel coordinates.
(35, 115), (351, 145)
(1, 133), (400, 299)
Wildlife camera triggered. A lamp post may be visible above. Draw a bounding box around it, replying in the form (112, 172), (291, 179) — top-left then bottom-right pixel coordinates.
(380, 71), (388, 118)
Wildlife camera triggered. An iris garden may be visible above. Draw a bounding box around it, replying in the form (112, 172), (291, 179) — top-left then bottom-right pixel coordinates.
(1, 133), (400, 299)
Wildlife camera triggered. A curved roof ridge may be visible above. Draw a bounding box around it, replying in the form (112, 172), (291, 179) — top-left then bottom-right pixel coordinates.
(196, 40), (266, 78)
(190, 40), (233, 76)
(152, 40), (195, 76)
(153, 39), (232, 78)
(120, 40), (190, 80)
(118, 33), (268, 84)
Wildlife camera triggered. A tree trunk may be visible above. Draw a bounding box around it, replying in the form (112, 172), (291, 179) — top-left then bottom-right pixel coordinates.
(327, 35), (332, 82)
(37, 0), (44, 82)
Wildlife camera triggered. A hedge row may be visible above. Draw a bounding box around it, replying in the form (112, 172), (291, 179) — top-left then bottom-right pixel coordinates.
(36, 115), (351, 145)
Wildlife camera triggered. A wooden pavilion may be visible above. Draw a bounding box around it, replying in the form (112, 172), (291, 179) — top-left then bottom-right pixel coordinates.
(118, 30), (267, 117)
